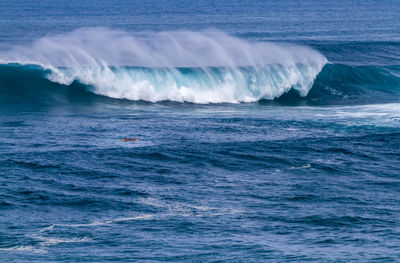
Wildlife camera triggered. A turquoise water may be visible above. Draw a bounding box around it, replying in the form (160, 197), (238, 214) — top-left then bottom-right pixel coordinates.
(1, 0), (400, 262)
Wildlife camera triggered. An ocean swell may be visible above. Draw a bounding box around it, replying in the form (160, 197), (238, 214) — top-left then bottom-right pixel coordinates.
(0, 28), (326, 103)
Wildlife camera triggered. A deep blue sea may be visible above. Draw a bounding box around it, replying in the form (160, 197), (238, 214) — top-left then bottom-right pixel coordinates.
(1, 0), (400, 262)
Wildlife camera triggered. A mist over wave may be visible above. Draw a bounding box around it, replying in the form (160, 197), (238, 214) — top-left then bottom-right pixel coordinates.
(0, 28), (326, 103)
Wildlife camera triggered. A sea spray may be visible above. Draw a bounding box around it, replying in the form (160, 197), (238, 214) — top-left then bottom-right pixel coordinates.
(0, 28), (327, 103)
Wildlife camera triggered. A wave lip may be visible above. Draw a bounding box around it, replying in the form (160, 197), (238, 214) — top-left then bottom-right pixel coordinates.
(0, 28), (327, 103)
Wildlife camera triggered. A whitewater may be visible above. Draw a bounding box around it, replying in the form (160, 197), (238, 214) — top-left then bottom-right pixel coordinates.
(0, 28), (327, 103)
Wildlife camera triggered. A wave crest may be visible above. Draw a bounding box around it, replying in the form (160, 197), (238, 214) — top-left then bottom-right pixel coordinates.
(0, 28), (327, 103)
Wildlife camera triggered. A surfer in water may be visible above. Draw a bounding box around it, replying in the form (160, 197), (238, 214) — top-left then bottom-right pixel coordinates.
(124, 137), (138, 141)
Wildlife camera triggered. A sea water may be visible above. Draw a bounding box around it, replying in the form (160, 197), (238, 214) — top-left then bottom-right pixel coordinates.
(0, 0), (400, 262)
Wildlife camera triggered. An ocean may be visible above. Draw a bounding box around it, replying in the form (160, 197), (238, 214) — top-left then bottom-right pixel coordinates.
(0, 0), (400, 262)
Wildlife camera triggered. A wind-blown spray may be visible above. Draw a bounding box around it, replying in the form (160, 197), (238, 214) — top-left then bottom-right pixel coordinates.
(0, 28), (327, 103)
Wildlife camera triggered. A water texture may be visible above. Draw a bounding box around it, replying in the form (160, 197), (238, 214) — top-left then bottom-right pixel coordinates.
(0, 0), (400, 262)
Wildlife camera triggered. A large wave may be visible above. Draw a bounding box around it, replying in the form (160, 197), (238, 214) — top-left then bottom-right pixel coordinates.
(0, 28), (326, 103)
(1, 63), (400, 107)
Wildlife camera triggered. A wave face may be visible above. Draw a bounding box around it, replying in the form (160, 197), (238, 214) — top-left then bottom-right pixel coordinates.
(295, 64), (400, 105)
(0, 28), (326, 103)
(2, 63), (400, 107)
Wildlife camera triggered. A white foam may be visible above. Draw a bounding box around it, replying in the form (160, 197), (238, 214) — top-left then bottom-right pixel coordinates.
(289, 163), (312, 170)
(0, 236), (89, 254)
(140, 197), (243, 217)
(0, 245), (46, 254)
(315, 103), (400, 127)
(39, 214), (153, 232)
(14, 214), (153, 254)
(30, 235), (90, 246)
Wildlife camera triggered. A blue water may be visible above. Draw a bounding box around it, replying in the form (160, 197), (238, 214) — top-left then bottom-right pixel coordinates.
(1, 0), (400, 262)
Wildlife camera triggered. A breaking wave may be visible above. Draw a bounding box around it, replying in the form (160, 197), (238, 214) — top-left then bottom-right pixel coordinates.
(0, 27), (326, 103)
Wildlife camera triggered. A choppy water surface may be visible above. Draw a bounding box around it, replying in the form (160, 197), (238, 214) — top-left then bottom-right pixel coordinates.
(1, 0), (400, 262)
